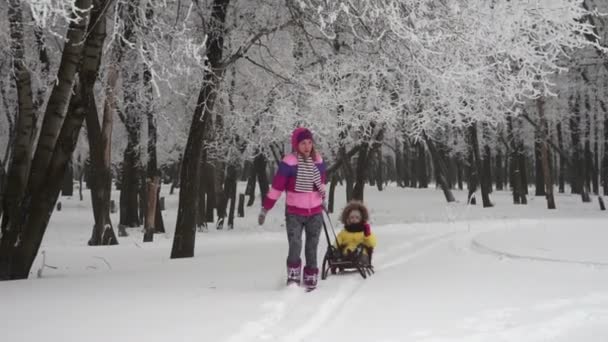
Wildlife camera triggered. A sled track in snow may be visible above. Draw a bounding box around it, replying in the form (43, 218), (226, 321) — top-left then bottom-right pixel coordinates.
(471, 239), (608, 268)
(280, 230), (460, 342)
(224, 230), (459, 342)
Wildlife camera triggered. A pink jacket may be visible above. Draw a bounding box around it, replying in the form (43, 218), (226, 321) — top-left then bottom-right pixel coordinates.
(262, 152), (327, 216)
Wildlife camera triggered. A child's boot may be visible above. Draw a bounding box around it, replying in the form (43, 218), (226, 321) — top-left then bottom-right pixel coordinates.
(286, 260), (302, 286)
(303, 266), (319, 291)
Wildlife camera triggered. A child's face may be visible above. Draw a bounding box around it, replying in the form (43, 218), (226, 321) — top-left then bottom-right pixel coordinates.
(297, 139), (313, 157)
(347, 210), (362, 225)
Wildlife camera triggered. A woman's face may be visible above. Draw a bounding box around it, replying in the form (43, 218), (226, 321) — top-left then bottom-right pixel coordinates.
(298, 139), (313, 157)
(347, 210), (362, 225)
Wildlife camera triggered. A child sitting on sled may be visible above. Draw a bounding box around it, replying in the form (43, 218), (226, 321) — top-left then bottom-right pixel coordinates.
(336, 201), (377, 265)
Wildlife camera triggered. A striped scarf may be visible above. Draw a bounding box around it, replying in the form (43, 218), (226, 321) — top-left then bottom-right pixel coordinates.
(295, 154), (325, 199)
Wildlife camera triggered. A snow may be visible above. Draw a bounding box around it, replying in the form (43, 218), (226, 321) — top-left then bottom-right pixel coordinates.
(2, 184), (608, 341)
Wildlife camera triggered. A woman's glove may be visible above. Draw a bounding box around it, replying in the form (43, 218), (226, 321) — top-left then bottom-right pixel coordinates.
(364, 223), (371, 237)
(258, 208), (267, 225)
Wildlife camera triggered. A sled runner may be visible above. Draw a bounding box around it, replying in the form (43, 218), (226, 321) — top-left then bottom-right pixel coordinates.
(320, 209), (375, 280)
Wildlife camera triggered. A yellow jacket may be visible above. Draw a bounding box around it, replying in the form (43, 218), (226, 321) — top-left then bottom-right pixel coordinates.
(336, 223), (377, 255)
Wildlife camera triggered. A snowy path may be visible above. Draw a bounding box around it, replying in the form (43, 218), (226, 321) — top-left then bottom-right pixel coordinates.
(226, 230), (460, 342)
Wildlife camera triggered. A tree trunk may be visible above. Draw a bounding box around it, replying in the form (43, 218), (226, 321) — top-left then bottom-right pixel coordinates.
(394, 138), (405, 187)
(534, 135), (545, 196)
(328, 173), (338, 213)
(119, 2), (143, 229)
(482, 143), (493, 194)
(254, 153), (269, 203)
(374, 148), (383, 192)
(557, 122), (566, 193)
(84, 3), (118, 245)
(537, 97), (556, 209)
(570, 95), (591, 202)
(204, 162), (216, 224)
(456, 153), (464, 190)
(2, 0), (38, 244)
(196, 158), (207, 230)
(402, 136), (412, 187)
(143, 177), (160, 242)
(170, 158), (181, 195)
(424, 134), (455, 203)
(495, 149), (504, 191)
(0, 163), (5, 221)
(416, 142), (428, 188)
(352, 143), (369, 201)
(468, 123), (492, 207)
(0, 80), (16, 168)
(0, 0), (93, 280)
(602, 102), (608, 196)
(61, 160), (74, 196)
(339, 144), (355, 201)
(219, 164), (237, 229)
(171, 0), (230, 259)
(593, 111), (600, 195)
(28, 0), (92, 194)
(507, 116), (523, 204)
(1, 81), (87, 279)
(245, 162), (256, 206)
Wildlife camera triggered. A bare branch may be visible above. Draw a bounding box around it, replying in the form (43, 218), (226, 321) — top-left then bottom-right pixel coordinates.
(222, 20), (295, 68)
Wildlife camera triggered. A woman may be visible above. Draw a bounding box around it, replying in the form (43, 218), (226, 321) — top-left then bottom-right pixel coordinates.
(258, 127), (326, 290)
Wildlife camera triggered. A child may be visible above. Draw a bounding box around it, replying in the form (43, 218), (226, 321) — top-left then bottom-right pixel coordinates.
(336, 201), (377, 265)
(258, 127), (326, 290)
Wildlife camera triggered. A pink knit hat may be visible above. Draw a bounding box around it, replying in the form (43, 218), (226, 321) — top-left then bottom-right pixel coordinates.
(291, 127), (313, 151)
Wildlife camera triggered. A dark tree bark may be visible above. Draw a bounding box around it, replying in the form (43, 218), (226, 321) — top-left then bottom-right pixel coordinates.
(0, 162), (5, 221)
(518, 143), (529, 202)
(204, 162), (216, 224)
(352, 143), (369, 201)
(143, 177), (159, 242)
(1, 81), (87, 280)
(394, 138), (405, 187)
(536, 97), (555, 209)
(495, 149), (504, 190)
(468, 123), (492, 207)
(341, 146), (355, 201)
(170, 158), (181, 195)
(2, 0), (37, 244)
(0, 80), (16, 169)
(557, 122), (566, 193)
(456, 153), (464, 190)
(254, 153), (269, 203)
(237, 193), (245, 217)
(171, 0), (230, 259)
(84, 1), (118, 246)
(416, 142), (428, 188)
(195, 158), (207, 230)
(603, 101), (608, 196)
(481, 124), (493, 194)
(142, 3), (164, 235)
(61, 160), (74, 196)
(534, 134), (545, 196)
(507, 116), (524, 204)
(402, 136), (412, 187)
(570, 95), (591, 202)
(217, 164), (237, 229)
(0, 0), (93, 280)
(245, 162), (256, 206)
(592, 107), (600, 195)
(328, 173), (338, 213)
(374, 148), (383, 192)
(119, 1), (143, 228)
(424, 133), (455, 203)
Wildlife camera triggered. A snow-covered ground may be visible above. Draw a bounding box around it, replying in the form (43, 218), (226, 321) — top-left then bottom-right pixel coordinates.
(2, 184), (608, 342)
